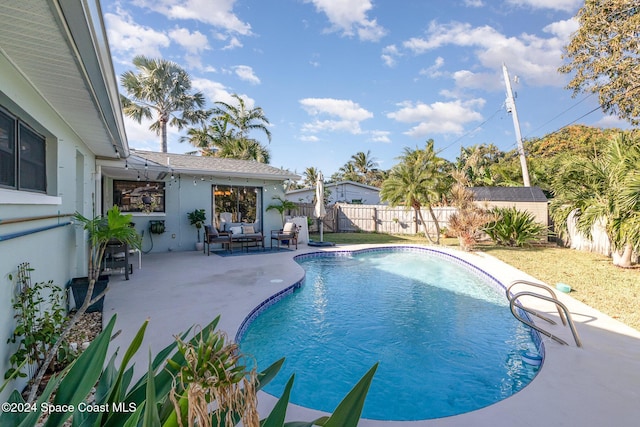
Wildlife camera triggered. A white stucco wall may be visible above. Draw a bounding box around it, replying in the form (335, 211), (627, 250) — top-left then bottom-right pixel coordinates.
(102, 176), (286, 252)
(0, 54), (98, 400)
(287, 182), (382, 205)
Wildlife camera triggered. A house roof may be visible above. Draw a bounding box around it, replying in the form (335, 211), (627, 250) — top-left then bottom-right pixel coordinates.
(103, 150), (300, 181)
(0, 0), (127, 158)
(470, 186), (548, 202)
(287, 180), (380, 195)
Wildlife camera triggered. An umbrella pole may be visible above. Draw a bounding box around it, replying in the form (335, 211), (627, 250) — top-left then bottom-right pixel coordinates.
(320, 221), (324, 242)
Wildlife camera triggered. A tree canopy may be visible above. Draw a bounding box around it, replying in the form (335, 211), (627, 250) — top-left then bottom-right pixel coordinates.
(120, 55), (206, 152)
(560, 0), (640, 125)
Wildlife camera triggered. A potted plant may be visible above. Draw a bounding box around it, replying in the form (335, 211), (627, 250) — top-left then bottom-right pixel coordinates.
(188, 208), (206, 250)
(70, 206), (141, 312)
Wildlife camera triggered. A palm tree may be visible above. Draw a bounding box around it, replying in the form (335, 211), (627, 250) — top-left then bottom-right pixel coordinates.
(380, 140), (450, 243)
(120, 55), (207, 153)
(303, 167), (319, 188)
(350, 150), (378, 176)
(337, 162), (362, 183)
(212, 94), (272, 143)
(550, 132), (640, 267)
(215, 137), (271, 163)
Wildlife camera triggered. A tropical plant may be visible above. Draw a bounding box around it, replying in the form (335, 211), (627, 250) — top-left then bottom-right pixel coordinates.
(187, 209), (206, 243)
(303, 166), (320, 188)
(120, 55), (207, 152)
(214, 137), (271, 163)
(1, 314), (378, 427)
(24, 206), (141, 402)
(560, 0), (640, 125)
(212, 94), (272, 143)
(446, 174), (494, 251)
(266, 196), (297, 226)
(455, 143), (504, 186)
(380, 140), (451, 243)
(550, 132), (640, 267)
(483, 207), (547, 247)
(4, 264), (73, 382)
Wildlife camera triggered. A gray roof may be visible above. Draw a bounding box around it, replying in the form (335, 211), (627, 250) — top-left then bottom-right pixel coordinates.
(470, 186), (548, 202)
(130, 150), (300, 181)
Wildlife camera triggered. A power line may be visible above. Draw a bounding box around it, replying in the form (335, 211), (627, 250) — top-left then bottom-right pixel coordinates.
(523, 93), (596, 139)
(436, 106), (503, 156)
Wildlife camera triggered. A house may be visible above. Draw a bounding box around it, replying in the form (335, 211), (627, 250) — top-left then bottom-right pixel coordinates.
(0, 0), (298, 398)
(286, 181), (382, 205)
(0, 0), (127, 397)
(470, 186), (549, 226)
(98, 150), (299, 252)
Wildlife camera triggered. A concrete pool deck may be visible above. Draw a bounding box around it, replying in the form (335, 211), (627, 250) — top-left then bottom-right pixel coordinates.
(104, 244), (640, 427)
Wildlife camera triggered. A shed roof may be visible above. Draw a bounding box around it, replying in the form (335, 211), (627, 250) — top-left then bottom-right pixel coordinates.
(470, 186), (548, 202)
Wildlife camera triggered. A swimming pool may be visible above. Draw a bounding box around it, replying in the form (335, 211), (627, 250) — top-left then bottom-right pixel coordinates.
(238, 247), (542, 421)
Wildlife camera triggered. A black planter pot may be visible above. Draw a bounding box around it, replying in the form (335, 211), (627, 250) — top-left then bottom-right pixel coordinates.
(68, 275), (109, 313)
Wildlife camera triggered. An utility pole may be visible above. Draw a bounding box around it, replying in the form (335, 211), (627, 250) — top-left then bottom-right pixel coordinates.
(502, 63), (531, 187)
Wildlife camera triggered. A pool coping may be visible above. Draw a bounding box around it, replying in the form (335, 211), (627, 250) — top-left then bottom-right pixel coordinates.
(104, 243), (640, 427)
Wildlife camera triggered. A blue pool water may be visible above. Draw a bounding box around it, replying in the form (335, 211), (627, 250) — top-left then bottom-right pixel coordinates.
(239, 248), (541, 421)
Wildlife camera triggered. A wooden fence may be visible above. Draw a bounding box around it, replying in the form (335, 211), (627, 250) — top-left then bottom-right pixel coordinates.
(288, 203), (457, 235)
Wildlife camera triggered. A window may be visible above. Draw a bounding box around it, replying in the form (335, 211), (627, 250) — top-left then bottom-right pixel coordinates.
(0, 107), (46, 192)
(213, 185), (262, 228)
(113, 180), (165, 213)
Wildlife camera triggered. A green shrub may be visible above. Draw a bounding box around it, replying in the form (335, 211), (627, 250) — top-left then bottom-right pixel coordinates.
(483, 207), (547, 247)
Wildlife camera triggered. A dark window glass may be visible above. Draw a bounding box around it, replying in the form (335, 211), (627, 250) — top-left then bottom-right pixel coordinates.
(18, 124), (46, 192)
(113, 180), (166, 213)
(0, 109), (16, 188)
(213, 185), (262, 229)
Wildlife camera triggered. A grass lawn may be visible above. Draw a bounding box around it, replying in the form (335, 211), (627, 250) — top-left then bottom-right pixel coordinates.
(310, 232), (640, 331)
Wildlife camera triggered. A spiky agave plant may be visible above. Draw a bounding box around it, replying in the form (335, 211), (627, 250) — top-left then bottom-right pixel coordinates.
(168, 327), (258, 427)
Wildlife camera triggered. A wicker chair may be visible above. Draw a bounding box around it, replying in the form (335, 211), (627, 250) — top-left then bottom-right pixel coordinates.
(204, 225), (231, 255)
(270, 222), (298, 250)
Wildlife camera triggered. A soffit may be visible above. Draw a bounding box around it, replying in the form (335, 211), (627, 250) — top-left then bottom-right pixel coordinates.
(0, 0), (126, 158)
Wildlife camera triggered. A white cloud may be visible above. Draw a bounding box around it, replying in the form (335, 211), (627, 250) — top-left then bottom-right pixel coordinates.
(304, 0), (387, 41)
(402, 20), (575, 88)
(233, 65), (261, 84)
(387, 99), (485, 137)
(381, 44), (400, 67)
(299, 98), (373, 135)
(419, 56), (446, 78)
(505, 0), (582, 13)
(105, 10), (170, 58)
(464, 0), (485, 7)
(300, 98), (373, 121)
(136, 0), (252, 35)
(192, 78), (255, 108)
(168, 27), (210, 54)
(370, 130), (391, 143)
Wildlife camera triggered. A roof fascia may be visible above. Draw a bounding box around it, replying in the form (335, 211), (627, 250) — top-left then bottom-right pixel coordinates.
(54, 0), (129, 157)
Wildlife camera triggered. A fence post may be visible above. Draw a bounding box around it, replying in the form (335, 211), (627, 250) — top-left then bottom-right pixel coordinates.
(373, 207), (378, 233)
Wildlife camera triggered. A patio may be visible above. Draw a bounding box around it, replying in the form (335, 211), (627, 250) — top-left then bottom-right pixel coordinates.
(104, 244), (640, 427)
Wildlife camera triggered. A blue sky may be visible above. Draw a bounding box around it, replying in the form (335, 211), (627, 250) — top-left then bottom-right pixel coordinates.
(104, 0), (630, 178)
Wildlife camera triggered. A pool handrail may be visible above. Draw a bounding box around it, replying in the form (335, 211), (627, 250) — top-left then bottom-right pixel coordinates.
(506, 280), (568, 326)
(509, 291), (583, 348)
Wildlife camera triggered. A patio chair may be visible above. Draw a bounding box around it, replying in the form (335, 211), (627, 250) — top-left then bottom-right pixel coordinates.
(102, 240), (132, 280)
(270, 222), (298, 250)
(204, 225), (231, 255)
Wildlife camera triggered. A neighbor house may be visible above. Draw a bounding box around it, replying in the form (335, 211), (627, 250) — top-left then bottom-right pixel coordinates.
(286, 181), (382, 205)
